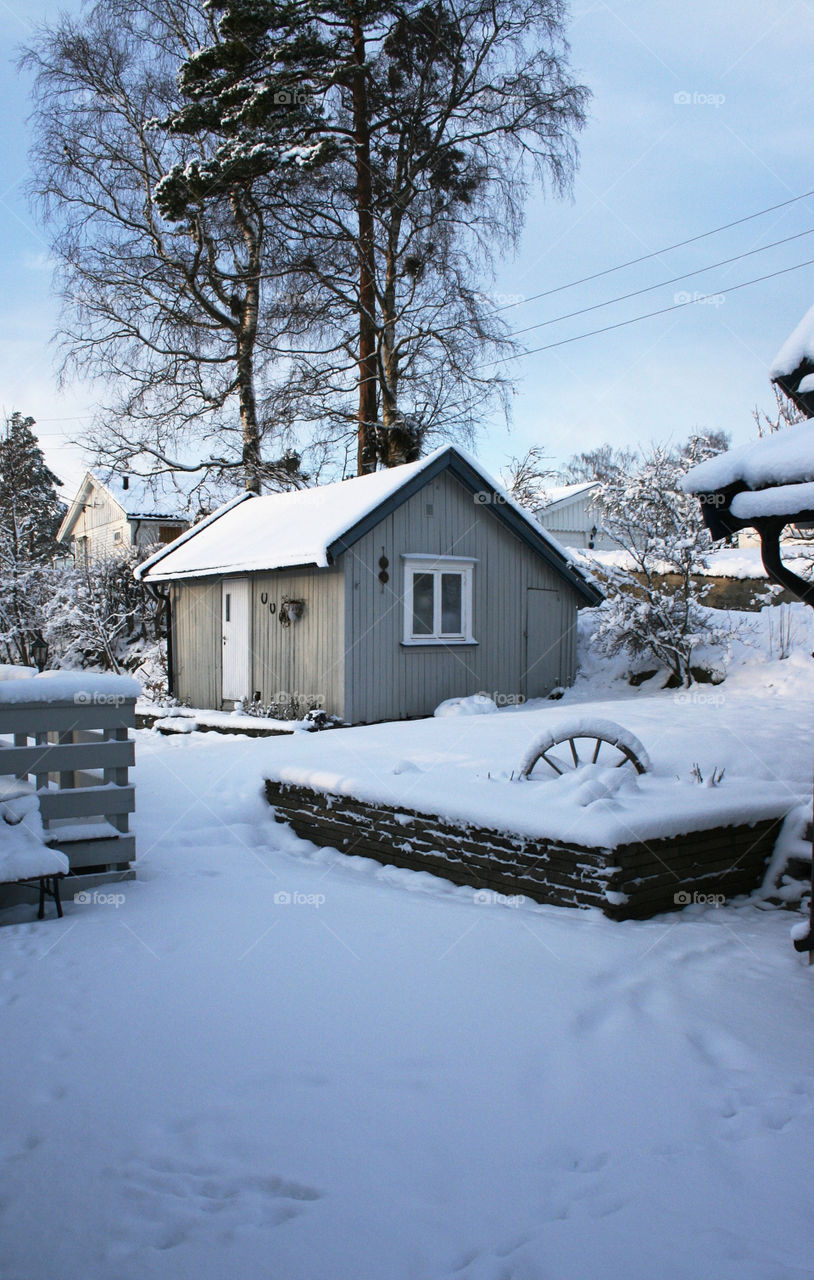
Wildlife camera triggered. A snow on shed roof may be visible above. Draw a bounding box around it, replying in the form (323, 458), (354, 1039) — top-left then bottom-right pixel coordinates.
(136, 445), (599, 600)
(770, 302), (814, 380)
(681, 422), (814, 495)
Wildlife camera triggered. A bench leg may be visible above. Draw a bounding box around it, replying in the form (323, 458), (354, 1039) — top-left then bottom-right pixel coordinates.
(38, 879), (46, 920)
(53, 877), (63, 919)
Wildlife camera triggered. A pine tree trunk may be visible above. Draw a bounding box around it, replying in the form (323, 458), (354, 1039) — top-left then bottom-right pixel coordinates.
(237, 336), (262, 495)
(351, 12), (379, 475)
(231, 194), (264, 494)
(380, 224), (400, 433)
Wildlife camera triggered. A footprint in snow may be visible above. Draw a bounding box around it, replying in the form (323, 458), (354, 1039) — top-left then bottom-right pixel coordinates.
(112, 1157), (323, 1251)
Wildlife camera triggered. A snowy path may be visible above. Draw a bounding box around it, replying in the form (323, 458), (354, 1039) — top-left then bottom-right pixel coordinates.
(2, 720), (814, 1280)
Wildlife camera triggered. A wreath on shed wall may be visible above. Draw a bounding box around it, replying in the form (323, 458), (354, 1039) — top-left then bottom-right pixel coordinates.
(279, 597), (305, 626)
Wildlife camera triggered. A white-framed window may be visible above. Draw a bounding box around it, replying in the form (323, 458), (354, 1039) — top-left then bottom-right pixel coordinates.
(402, 555), (476, 645)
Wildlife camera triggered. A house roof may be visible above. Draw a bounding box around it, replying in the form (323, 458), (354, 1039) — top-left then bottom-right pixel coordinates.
(769, 303), (814, 417)
(682, 422), (814, 495)
(770, 303), (814, 381)
(538, 480), (599, 511)
(136, 445), (601, 604)
(682, 422), (814, 533)
(95, 470), (202, 519)
(57, 469), (201, 542)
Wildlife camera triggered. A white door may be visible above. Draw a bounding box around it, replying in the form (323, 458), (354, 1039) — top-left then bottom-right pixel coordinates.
(524, 588), (562, 698)
(222, 579), (250, 702)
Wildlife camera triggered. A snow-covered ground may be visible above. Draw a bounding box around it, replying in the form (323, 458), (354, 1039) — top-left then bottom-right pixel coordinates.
(575, 541), (813, 581)
(258, 604), (814, 847)
(1, 605), (813, 1279)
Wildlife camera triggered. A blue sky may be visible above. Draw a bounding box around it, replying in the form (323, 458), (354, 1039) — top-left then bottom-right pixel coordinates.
(1, 0), (813, 495)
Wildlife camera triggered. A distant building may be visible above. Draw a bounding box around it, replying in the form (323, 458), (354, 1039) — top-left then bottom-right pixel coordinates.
(56, 471), (197, 563)
(535, 481), (617, 551)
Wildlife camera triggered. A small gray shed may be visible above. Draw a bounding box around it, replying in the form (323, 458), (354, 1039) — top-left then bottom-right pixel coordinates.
(136, 445), (601, 724)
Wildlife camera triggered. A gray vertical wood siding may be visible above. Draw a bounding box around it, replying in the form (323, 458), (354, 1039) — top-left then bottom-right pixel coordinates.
(249, 566), (345, 716)
(172, 580), (223, 709)
(171, 567), (345, 714)
(168, 471), (584, 721)
(342, 470), (583, 724)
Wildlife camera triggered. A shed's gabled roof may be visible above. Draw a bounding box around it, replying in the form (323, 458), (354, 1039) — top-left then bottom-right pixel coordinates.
(136, 445), (601, 603)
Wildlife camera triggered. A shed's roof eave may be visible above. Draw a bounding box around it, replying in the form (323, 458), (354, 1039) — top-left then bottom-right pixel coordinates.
(134, 491), (255, 580)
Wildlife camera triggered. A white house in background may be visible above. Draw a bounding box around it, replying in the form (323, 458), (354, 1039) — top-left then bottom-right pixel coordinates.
(57, 471), (200, 563)
(536, 481), (618, 551)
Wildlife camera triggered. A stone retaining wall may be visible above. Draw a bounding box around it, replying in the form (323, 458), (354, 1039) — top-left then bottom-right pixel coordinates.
(265, 779), (784, 920)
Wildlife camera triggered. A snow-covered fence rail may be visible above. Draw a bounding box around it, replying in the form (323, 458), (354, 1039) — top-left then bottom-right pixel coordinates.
(0, 674), (139, 880)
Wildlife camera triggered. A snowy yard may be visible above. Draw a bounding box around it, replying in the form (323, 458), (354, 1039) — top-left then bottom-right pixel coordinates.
(2, 607), (814, 1279)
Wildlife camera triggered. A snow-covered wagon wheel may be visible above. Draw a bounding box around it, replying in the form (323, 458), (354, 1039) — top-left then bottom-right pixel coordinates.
(518, 718), (651, 780)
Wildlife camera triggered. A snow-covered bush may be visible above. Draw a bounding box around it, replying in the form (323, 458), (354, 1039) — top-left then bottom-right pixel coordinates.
(130, 639), (171, 702)
(434, 694), (498, 717)
(45, 546), (164, 673)
(238, 692), (327, 721)
(590, 436), (729, 687)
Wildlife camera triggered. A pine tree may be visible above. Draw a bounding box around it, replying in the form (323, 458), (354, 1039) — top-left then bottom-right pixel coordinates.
(154, 0), (589, 473)
(0, 413), (64, 560)
(0, 413), (64, 666)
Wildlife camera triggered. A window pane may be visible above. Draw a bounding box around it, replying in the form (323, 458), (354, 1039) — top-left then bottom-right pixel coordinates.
(441, 573), (462, 634)
(412, 573), (434, 635)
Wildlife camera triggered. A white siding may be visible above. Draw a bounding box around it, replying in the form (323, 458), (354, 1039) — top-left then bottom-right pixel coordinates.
(71, 485), (131, 561)
(538, 490), (618, 550)
(68, 481), (186, 561)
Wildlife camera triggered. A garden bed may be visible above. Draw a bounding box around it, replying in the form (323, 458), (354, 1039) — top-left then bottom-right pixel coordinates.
(265, 777), (786, 920)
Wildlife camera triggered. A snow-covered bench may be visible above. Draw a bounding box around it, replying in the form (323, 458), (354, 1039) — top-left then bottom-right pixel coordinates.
(0, 782), (69, 919)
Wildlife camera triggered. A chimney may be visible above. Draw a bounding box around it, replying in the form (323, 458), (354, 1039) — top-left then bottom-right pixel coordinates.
(122, 475), (129, 491)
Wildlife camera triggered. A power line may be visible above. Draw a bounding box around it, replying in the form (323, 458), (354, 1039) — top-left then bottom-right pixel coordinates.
(487, 254), (814, 368)
(493, 187), (814, 315)
(509, 227), (814, 340)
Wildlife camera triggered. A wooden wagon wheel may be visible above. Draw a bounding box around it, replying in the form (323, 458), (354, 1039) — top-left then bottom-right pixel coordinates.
(519, 720), (651, 780)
